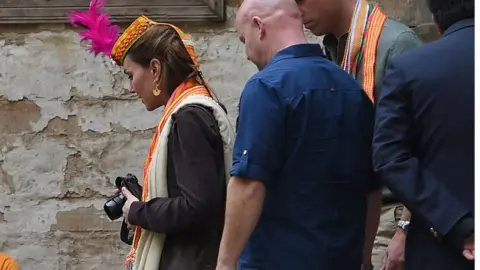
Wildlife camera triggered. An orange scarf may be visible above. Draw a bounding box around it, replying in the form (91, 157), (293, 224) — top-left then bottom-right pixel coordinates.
(341, 0), (387, 102)
(0, 253), (19, 270)
(125, 79), (211, 266)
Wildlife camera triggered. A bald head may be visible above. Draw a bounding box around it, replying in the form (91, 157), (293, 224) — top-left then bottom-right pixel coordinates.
(236, 0), (302, 28)
(235, 0), (306, 70)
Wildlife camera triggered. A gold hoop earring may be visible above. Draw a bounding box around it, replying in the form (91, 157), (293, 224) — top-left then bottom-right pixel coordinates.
(153, 87), (161, 96)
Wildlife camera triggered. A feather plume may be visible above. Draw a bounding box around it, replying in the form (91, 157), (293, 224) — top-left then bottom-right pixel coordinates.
(68, 0), (120, 57)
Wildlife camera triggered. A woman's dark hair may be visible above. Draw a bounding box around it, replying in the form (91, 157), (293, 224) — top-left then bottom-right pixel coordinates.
(127, 24), (196, 96)
(427, 0), (474, 31)
(126, 24), (227, 112)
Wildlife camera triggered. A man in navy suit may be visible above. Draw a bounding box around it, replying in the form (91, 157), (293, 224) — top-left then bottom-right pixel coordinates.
(372, 0), (474, 269)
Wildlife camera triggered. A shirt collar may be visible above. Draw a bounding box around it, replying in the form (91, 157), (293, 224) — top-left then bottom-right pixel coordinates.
(323, 33), (340, 49)
(322, 33), (348, 64)
(266, 43), (325, 68)
(444, 18), (474, 37)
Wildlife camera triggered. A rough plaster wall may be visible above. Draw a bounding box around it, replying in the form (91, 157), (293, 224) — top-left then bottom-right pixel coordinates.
(0, 3), (323, 269)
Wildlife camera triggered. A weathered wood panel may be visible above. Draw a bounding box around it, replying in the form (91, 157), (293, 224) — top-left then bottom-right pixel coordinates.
(204, 0), (225, 23)
(0, 0), (226, 24)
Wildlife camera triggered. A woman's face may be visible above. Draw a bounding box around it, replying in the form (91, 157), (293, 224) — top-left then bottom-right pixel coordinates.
(123, 55), (167, 111)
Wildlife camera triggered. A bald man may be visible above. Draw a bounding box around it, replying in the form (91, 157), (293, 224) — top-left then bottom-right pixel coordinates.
(216, 0), (377, 269)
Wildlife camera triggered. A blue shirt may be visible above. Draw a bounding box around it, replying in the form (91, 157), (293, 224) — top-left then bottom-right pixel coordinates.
(231, 44), (376, 270)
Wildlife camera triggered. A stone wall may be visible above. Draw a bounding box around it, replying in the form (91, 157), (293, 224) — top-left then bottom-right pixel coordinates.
(0, 0), (437, 269)
(375, 0), (441, 42)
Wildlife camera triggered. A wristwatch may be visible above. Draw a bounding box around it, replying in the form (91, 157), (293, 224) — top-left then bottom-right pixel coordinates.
(397, 220), (410, 232)
(361, 264), (373, 270)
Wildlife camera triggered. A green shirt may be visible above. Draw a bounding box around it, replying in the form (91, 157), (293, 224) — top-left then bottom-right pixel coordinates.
(323, 17), (423, 102)
(323, 17), (423, 200)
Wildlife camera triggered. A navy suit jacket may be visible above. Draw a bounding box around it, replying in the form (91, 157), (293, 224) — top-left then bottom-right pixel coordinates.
(373, 19), (474, 270)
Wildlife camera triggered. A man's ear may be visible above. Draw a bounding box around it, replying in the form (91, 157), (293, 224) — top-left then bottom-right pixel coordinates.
(252, 16), (266, 39)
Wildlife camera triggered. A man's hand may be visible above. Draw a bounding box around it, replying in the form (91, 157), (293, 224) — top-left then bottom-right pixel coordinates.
(121, 187), (139, 225)
(463, 234), (474, 260)
(381, 229), (406, 270)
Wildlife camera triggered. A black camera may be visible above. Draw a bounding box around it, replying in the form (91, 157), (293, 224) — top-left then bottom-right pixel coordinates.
(104, 173), (142, 221)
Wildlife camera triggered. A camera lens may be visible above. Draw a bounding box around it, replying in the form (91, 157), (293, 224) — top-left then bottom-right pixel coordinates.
(104, 193), (126, 220)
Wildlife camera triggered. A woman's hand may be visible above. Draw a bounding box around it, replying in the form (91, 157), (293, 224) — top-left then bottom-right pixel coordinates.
(121, 187), (139, 226)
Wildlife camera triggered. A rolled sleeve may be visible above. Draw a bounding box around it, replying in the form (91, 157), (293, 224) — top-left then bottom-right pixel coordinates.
(231, 78), (285, 185)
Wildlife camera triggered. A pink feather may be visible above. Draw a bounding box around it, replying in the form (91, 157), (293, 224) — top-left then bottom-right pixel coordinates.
(68, 0), (120, 57)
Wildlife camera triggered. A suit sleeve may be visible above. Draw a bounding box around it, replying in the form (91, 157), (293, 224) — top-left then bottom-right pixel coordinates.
(128, 106), (225, 234)
(372, 59), (472, 248)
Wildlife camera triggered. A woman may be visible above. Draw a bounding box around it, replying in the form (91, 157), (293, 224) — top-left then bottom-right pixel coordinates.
(69, 2), (235, 270)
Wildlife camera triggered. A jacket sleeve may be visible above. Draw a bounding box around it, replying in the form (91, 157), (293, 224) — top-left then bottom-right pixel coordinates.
(127, 105), (225, 234)
(372, 59), (473, 249)
(388, 30), (423, 59)
(375, 30), (423, 102)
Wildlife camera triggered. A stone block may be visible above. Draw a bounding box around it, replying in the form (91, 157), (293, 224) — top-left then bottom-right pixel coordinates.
(374, 0), (433, 27)
(55, 205), (120, 232)
(0, 100), (41, 133)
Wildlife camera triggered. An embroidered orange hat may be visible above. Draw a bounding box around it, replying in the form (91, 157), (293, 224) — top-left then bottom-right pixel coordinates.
(111, 16), (200, 68)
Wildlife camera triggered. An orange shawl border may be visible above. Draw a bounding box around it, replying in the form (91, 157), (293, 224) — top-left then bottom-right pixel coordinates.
(124, 80), (211, 266)
(340, 1), (387, 103)
(0, 253), (19, 270)
(361, 6), (387, 102)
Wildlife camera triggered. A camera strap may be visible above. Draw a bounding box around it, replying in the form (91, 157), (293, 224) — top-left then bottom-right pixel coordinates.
(120, 219), (134, 245)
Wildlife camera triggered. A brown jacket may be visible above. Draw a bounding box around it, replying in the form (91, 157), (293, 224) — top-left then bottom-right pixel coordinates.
(128, 105), (226, 270)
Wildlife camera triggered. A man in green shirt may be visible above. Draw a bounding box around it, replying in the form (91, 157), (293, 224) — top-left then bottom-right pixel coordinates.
(297, 0), (422, 269)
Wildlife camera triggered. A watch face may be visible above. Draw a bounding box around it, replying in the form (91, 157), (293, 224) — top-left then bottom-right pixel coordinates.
(398, 220), (410, 230)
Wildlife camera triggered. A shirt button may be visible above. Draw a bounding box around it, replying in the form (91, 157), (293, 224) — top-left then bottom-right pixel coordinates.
(330, 87), (336, 92)
(243, 150), (247, 155)
(430, 227), (438, 237)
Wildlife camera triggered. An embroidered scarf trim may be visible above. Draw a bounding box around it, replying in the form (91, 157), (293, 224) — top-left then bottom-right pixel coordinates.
(341, 0), (387, 102)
